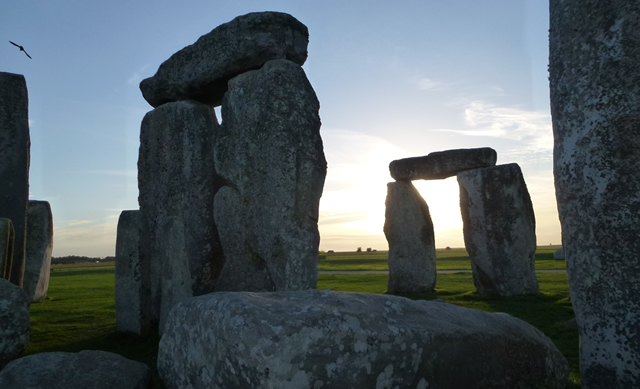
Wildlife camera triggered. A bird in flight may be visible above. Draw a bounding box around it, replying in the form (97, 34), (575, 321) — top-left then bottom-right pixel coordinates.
(9, 41), (32, 59)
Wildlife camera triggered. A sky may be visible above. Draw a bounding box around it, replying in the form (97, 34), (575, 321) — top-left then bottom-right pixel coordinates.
(1, 0), (559, 257)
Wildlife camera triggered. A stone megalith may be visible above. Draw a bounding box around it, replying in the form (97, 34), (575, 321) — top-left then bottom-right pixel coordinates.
(0, 72), (30, 288)
(115, 210), (149, 336)
(140, 12), (309, 108)
(0, 218), (14, 280)
(0, 350), (152, 389)
(158, 290), (569, 388)
(550, 2), (640, 386)
(138, 99), (224, 330)
(213, 59), (326, 292)
(23, 201), (53, 302)
(383, 181), (436, 293)
(457, 163), (539, 296)
(389, 147), (497, 181)
(0, 278), (30, 370)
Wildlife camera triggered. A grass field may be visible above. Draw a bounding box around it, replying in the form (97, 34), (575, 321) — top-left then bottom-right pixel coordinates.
(27, 248), (578, 387)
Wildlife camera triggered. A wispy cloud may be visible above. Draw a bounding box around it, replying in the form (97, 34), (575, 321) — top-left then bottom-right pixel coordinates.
(65, 220), (93, 227)
(414, 77), (444, 91)
(89, 169), (137, 177)
(127, 72), (143, 86)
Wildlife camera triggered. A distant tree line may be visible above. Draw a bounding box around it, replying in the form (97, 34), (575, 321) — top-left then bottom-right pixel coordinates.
(51, 255), (115, 264)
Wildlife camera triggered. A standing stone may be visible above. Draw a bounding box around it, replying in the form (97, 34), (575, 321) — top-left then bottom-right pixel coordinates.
(140, 12), (309, 108)
(0, 72), (30, 288)
(383, 181), (436, 293)
(0, 278), (30, 370)
(115, 210), (149, 336)
(457, 163), (539, 296)
(23, 201), (53, 302)
(213, 59), (326, 292)
(553, 248), (565, 260)
(0, 218), (14, 280)
(158, 290), (569, 389)
(550, 2), (640, 386)
(389, 147), (497, 181)
(138, 99), (223, 331)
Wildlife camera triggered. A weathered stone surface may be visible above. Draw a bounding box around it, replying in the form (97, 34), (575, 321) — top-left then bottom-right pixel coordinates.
(115, 210), (149, 336)
(140, 12), (309, 108)
(23, 201), (53, 302)
(0, 72), (30, 288)
(138, 100), (224, 331)
(553, 248), (565, 260)
(389, 147), (497, 181)
(383, 181), (436, 293)
(457, 163), (539, 296)
(0, 350), (152, 389)
(213, 59), (326, 292)
(0, 278), (30, 370)
(550, 2), (640, 386)
(158, 290), (569, 389)
(0, 218), (14, 280)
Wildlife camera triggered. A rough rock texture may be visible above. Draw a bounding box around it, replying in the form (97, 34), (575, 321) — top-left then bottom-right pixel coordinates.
(0, 218), (14, 280)
(549, 2), (640, 386)
(457, 163), (539, 296)
(138, 100), (224, 331)
(383, 181), (436, 293)
(0, 72), (30, 288)
(213, 59), (326, 292)
(140, 12), (309, 108)
(115, 210), (149, 336)
(0, 278), (30, 370)
(553, 248), (565, 260)
(23, 201), (53, 302)
(158, 290), (569, 389)
(389, 148), (496, 181)
(0, 350), (152, 389)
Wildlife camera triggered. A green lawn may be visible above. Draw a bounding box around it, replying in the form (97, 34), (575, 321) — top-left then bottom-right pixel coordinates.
(26, 251), (578, 387)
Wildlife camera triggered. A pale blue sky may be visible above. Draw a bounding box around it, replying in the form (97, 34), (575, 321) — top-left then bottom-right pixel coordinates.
(1, 1), (557, 256)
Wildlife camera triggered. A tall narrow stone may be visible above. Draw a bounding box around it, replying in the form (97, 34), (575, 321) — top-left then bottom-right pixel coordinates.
(23, 201), (53, 302)
(138, 100), (223, 330)
(457, 163), (538, 296)
(115, 210), (149, 336)
(214, 59), (326, 292)
(0, 72), (30, 288)
(0, 218), (14, 281)
(383, 181), (436, 293)
(550, 2), (640, 386)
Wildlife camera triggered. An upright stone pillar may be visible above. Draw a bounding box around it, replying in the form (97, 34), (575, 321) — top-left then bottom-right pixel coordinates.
(457, 163), (539, 296)
(23, 201), (53, 302)
(0, 72), (30, 288)
(550, 2), (640, 386)
(138, 100), (223, 330)
(383, 181), (436, 293)
(0, 219), (14, 281)
(214, 59), (326, 292)
(115, 210), (149, 336)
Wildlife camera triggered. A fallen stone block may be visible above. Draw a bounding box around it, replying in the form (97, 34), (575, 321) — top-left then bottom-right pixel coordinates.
(213, 59), (326, 292)
(0, 218), (14, 280)
(140, 11), (309, 108)
(0, 278), (30, 370)
(457, 163), (539, 296)
(23, 201), (53, 302)
(384, 181), (436, 293)
(0, 350), (151, 389)
(158, 290), (569, 388)
(553, 248), (565, 260)
(0, 72), (30, 288)
(389, 147), (496, 181)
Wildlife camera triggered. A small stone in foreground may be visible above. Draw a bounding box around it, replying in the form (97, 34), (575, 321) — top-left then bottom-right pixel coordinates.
(389, 147), (497, 181)
(0, 278), (30, 370)
(140, 11), (309, 108)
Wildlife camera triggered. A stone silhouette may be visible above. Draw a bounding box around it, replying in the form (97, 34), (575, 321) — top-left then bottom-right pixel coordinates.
(158, 290), (569, 388)
(0, 278), (30, 370)
(389, 147), (497, 181)
(384, 181), (436, 293)
(23, 200), (53, 302)
(214, 59), (326, 292)
(0, 218), (14, 280)
(0, 72), (30, 288)
(550, 1), (640, 386)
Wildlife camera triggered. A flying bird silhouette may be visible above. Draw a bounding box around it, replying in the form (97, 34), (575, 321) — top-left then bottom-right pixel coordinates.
(9, 41), (32, 59)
